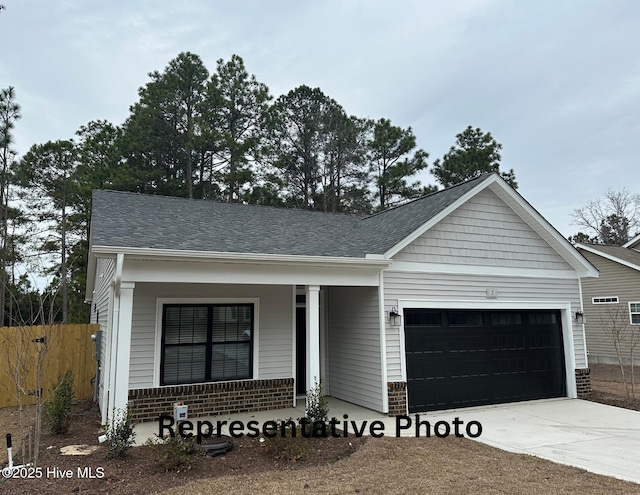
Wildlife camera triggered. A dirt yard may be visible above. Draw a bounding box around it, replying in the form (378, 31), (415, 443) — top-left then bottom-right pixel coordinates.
(0, 366), (639, 495)
(589, 363), (640, 411)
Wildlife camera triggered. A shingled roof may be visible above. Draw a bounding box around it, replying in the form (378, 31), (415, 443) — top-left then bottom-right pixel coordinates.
(90, 174), (491, 258)
(577, 244), (640, 270)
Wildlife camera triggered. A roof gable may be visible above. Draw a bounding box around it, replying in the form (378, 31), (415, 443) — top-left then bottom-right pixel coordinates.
(393, 188), (573, 271)
(381, 174), (598, 278)
(355, 174), (490, 254)
(576, 244), (640, 273)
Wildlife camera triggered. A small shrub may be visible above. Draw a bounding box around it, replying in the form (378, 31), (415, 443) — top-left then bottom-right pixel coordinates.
(305, 377), (329, 426)
(105, 408), (136, 459)
(45, 369), (74, 434)
(265, 422), (308, 461)
(145, 434), (201, 472)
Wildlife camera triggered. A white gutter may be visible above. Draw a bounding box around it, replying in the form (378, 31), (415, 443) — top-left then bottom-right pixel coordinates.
(90, 245), (392, 268)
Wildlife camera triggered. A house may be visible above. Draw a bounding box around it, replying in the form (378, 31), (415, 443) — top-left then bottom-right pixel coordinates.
(626, 234), (640, 250)
(86, 173), (598, 425)
(575, 240), (640, 365)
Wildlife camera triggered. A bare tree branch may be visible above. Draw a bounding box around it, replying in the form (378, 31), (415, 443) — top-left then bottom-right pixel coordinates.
(572, 188), (640, 244)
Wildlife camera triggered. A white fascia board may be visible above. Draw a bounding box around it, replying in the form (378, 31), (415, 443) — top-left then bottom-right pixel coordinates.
(576, 243), (640, 273)
(91, 245), (392, 269)
(383, 174), (497, 258)
(623, 233), (640, 249)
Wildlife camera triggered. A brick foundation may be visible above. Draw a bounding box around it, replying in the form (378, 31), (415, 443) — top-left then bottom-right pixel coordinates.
(128, 378), (295, 423)
(387, 381), (407, 416)
(575, 368), (591, 397)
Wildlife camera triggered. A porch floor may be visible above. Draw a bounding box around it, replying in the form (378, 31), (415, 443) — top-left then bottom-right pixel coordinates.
(133, 396), (389, 445)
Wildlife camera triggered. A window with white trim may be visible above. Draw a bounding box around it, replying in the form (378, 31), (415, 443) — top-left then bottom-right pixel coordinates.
(630, 302), (640, 325)
(160, 303), (254, 385)
(592, 296), (619, 304)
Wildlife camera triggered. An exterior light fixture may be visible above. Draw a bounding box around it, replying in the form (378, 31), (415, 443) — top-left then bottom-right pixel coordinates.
(389, 307), (402, 327)
(575, 311), (585, 324)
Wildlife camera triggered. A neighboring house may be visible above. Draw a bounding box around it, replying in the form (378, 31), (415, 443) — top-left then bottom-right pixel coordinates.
(575, 242), (640, 365)
(625, 233), (640, 250)
(86, 173), (598, 425)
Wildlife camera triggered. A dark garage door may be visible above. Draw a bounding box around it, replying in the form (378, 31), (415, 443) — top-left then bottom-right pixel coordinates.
(404, 309), (566, 413)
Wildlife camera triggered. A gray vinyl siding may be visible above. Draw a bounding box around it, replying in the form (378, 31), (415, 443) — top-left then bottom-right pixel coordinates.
(327, 286), (383, 411)
(383, 271), (585, 381)
(394, 189), (573, 271)
(129, 283), (293, 389)
(90, 257), (115, 409)
(579, 250), (640, 364)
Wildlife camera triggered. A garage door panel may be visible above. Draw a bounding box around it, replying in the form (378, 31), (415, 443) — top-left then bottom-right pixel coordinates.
(449, 357), (491, 378)
(410, 380), (449, 410)
(448, 376), (492, 407)
(492, 356), (527, 375)
(405, 309), (565, 413)
(492, 332), (526, 350)
(449, 333), (487, 352)
(406, 359), (447, 381)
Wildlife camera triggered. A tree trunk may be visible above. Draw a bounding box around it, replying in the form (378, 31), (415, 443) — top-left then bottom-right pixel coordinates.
(61, 195), (68, 324)
(613, 337), (629, 397)
(199, 151), (206, 199)
(186, 100), (194, 199)
(0, 146), (8, 326)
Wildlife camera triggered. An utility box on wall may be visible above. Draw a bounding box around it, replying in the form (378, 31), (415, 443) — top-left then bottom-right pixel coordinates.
(174, 402), (188, 422)
(91, 330), (103, 361)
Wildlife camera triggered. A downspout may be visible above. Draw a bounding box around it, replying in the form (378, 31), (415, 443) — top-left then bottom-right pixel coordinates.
(107, 253), (124, 423)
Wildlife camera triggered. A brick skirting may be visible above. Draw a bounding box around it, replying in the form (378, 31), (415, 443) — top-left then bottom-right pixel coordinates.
(387, 381), (407, 416)
(575, 368), (592, 397)
(128, 378), (295, 423)
(386, 370), (589, 415)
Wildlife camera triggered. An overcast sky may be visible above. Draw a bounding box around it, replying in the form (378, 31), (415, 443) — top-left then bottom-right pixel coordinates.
(1, 0), (638, 237)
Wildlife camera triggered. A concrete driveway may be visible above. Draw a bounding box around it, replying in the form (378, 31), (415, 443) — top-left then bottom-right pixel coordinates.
(409, 398), (640, 484)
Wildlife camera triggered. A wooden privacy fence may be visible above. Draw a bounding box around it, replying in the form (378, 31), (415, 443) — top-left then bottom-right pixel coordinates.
(0, 324), (99, 408)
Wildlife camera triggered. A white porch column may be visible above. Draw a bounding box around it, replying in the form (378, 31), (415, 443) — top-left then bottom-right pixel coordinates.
(305, 285), (321, 392)
(112, 282), (135, 419)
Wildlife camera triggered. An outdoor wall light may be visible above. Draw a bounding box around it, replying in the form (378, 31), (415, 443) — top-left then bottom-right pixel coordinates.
(575, 311), (585, 324)
(389, 307), (402, 327)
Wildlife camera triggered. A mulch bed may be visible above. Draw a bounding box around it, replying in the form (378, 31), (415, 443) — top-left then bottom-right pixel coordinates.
(0, 402), (365, 495)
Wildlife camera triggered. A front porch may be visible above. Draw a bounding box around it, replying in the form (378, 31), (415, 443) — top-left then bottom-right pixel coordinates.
(132, 396), (390, 445)
(99, 256), (400, 423)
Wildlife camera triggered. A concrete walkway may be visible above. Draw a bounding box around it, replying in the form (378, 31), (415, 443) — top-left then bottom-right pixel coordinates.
(133, 397), (640, 484)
